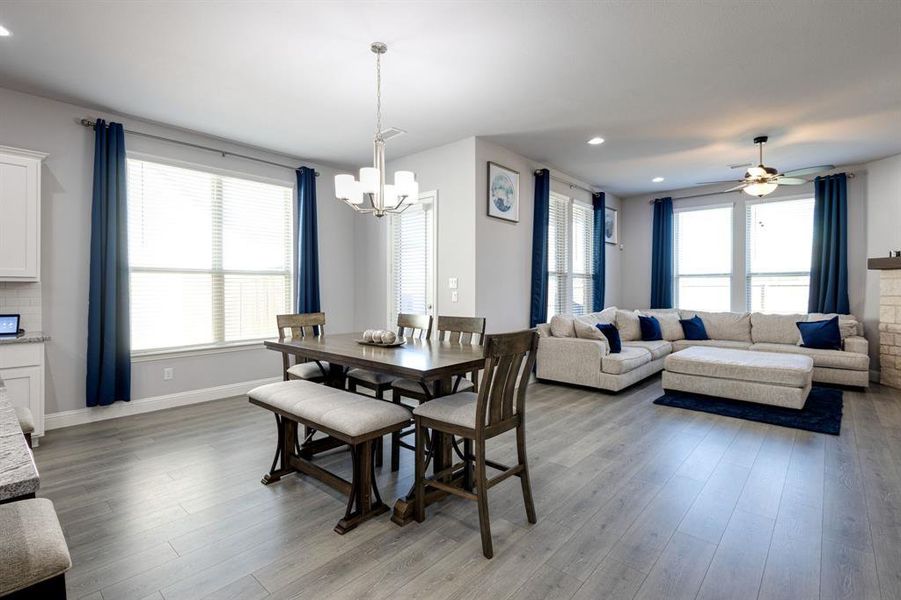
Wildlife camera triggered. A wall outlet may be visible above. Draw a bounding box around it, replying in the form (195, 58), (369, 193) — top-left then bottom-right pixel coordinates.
(163, 367), (174, 381)
(451, 290), (459, 303)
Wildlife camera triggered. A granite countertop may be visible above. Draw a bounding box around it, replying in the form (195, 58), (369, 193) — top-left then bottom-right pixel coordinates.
(0, 377), (40, 501)
(0, 331), (50, 345)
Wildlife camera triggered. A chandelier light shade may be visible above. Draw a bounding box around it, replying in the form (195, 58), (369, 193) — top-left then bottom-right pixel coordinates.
(335, 42), (418, 217)
(743, 181), (779, 197)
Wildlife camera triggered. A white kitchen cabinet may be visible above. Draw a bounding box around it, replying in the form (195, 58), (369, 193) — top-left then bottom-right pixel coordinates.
(0, 342), (46, 440)
(0, 145), (46, 281)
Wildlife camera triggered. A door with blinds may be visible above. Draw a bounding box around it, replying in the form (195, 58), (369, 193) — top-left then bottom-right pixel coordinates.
(388, 191), (436, 328)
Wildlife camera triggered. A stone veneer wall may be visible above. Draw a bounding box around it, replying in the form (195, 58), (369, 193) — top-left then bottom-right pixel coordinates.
(879, 270), (901, 388)
(0, 282), (42, 332)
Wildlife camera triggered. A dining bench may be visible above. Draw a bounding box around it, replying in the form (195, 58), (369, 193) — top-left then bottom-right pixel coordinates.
(248, 380), (412, 534)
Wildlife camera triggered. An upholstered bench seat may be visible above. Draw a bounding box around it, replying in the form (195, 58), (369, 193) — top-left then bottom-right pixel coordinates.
(286, 360), (329, 380)
(0, 498), (71, 598)
(663, 346), (814, 410)
(248, 380), (412, 534)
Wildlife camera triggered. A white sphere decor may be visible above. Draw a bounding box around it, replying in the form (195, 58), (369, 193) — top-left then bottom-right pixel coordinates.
(362, 330), (374, 342)
(381, 330), (397, 344)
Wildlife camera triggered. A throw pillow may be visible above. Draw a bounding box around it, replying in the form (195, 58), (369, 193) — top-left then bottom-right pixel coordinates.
(679, 315), (709, 340)
(614, 310), (642, 341)
(573, 318), (605, 340)
(549, 315), (575, 337)
(595, 323), (622, 353)
(638, 315), (663, 341)
(797, 316), (842, 350)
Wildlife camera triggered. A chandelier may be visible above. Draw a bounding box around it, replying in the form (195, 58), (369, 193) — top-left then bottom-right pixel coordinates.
(335, 42), (418, 217)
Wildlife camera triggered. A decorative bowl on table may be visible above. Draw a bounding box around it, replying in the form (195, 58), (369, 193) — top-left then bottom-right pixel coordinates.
(355, 329), (406, 347)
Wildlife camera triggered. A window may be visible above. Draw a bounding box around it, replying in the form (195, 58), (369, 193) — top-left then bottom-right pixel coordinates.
(674, 206), (732, 312)
(547, 193), (594, 317)
(127, 158), (293, 352)
(746, 197), (814, 313)
(388, 196), (434, 326)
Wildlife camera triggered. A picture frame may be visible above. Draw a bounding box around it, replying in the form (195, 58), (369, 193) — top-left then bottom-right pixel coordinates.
(486, 161), (519, 223)
(604, 206), (618, 245)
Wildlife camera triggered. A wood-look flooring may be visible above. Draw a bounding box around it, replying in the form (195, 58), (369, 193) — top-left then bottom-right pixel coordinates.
(33, 376), (901, 600)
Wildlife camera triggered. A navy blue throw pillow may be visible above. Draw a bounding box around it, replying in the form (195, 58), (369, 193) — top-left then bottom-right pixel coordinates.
(679, 315), (709, 340)
(595, 323), (622, 353)
(797, 316), (842, 350)
(638, 315), (663, 341)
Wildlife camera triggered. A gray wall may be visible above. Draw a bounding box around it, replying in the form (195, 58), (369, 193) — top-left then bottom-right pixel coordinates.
(0, 86), (356, 415)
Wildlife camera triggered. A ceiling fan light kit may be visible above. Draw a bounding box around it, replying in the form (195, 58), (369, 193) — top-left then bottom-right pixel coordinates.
(334, 42), (419, 218)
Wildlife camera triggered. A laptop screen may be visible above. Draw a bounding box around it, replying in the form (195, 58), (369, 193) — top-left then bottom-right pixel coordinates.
(0, 314), (20, 335)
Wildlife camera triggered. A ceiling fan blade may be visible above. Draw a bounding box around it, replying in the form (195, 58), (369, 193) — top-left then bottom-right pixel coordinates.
(723, 183), (747, 192)
(782, 165), (834, 177)
(775, 177), (807, 185)
(696, 180), (744, 185)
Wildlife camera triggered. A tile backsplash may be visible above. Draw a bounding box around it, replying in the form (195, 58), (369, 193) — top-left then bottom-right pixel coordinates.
(0, 282), (42, 331)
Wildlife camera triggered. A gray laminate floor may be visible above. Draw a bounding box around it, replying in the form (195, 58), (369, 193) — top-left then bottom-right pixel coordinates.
(34, 376), (901, 599)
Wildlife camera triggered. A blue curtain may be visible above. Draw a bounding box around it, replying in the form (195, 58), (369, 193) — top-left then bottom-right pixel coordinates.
(808, 173), (849, 314)
(529, 169), (551, 327)
(86, 120), (131, 407)
(592, 192), (606, 311)
(650, 197), (674, 309)
(294, 166), (321, 313)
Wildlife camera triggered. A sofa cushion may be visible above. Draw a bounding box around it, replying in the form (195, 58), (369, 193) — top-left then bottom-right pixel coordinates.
(671, 339), (752, 352)
(550, 315), (575, 337)
(601, 346), (652, 375)
(638, 309), (684, 341)
(806, 313), (861, 338)
(638, 315), (663, 341)
(665, 346), (813, 388)
(751, 313), (807, 344)
(798, 316), (843, 350)
(623, 340), (672, 360)
(615, 310), (642, 342)
(750, 343), (870, 371)
(573, 318), (605, 340)
(681, 311), (752, 342)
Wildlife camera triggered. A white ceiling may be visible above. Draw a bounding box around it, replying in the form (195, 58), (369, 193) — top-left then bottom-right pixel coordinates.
(0, 1), (899, 195)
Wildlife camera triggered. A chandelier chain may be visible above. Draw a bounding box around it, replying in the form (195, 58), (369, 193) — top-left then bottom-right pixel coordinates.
(375, 50), (382, 139)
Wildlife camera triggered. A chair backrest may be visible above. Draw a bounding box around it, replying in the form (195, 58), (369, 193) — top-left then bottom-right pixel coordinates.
(277, 313), (325, 340)
(397, 313), (432, 339)
(434, 316), (487, 345)
(475, 330), (538, 431)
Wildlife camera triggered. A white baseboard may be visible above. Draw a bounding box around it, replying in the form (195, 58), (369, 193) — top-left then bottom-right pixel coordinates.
(43, 376), (281, 431)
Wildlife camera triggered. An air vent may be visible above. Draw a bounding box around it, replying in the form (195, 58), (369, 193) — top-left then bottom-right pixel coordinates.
(379, 127), (407, 141)
(729, 162), (752, 170)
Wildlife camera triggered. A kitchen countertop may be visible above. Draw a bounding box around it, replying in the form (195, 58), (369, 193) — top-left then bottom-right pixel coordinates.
(0, 377), (39, 501)
(0, 331), (50, 345)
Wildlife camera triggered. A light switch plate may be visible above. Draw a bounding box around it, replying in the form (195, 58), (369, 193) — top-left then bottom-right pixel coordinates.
(448, 277), (458, 289)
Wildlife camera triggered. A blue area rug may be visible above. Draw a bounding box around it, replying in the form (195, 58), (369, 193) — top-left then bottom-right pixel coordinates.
(653, 386), (843, 435)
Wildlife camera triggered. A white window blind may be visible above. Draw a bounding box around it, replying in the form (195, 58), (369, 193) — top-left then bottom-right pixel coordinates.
(674, 206), (732, 312)
(390, 203), (433, 326)
(127, 158), (293, 352)
(547, 194), (594, 318)
(746, 197), (814, 313)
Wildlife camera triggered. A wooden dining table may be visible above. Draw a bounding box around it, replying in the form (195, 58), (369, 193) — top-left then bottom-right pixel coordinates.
(264, 332), (485, 525)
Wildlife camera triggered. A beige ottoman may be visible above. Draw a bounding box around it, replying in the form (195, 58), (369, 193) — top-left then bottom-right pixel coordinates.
(662, 346), (814, 410)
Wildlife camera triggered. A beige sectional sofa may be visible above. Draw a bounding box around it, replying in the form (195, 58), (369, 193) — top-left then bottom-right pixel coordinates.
(535, 307), (870, 392)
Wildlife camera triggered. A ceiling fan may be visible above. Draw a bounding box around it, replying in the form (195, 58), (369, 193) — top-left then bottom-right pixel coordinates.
(698, 136), (834, 197)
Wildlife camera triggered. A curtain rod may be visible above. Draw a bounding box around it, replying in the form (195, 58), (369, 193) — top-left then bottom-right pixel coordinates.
(79, 118), (319, 176)
(646, 172), (857, 203)
(533, 169), (598, 196)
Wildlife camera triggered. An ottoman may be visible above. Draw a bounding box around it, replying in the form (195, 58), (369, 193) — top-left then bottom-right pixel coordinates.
(662, 346), (814, 410)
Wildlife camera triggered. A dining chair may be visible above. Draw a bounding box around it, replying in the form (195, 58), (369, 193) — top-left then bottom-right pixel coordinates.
(277, 313), (329, 382)
(389, 316), (486, 471)
(346, 313), (433, 400)
(413, 329), (538, 559)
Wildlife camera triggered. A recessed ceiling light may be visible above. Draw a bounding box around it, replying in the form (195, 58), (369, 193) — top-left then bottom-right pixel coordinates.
(0, 25), (11, 37)
(587, 137), (605, 145)
(652, 176), (665, 183)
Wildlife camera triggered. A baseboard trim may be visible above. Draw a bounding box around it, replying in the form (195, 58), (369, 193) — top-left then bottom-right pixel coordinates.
(43, 376), (281, 431)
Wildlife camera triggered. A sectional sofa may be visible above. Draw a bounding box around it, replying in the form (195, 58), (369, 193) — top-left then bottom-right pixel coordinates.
(535, 307), (870, 392)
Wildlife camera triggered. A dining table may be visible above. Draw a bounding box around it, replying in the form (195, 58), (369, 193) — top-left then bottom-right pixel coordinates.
(264, 332), (486, 526)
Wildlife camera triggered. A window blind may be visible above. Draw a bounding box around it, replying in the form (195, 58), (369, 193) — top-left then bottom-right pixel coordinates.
(390, 204), (433, 325)
(571, 202), (594, 315)
(127, 158), (293, 352)
(547, 194), (569, 318)
(746, 197), (814, 313)
(674, 206), (732, 312)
